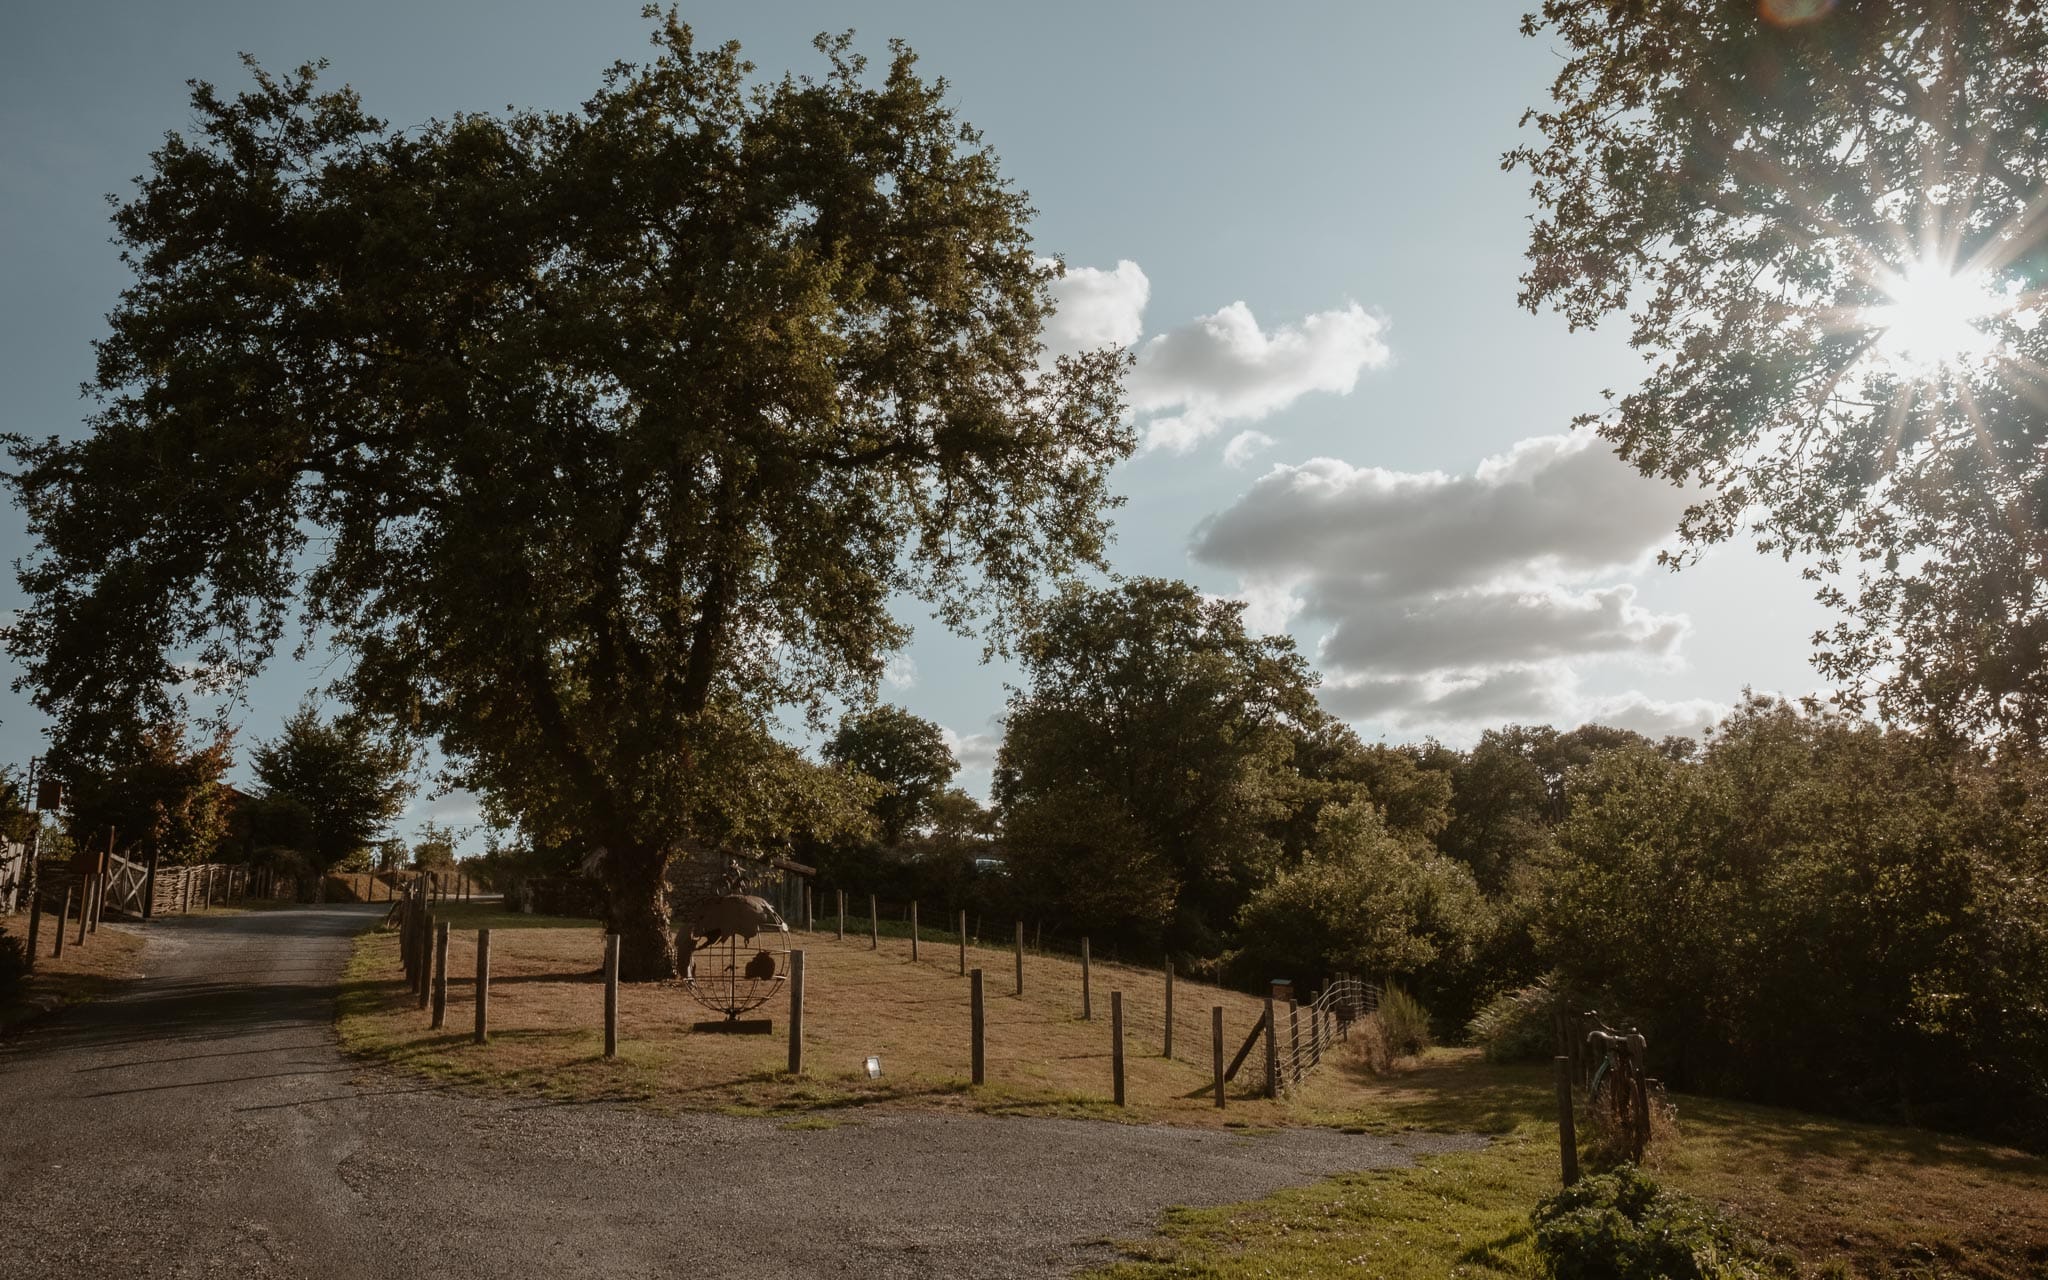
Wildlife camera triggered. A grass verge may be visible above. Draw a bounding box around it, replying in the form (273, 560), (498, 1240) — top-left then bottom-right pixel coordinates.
(0, 909), (147, 1035)
(1091, 1052), (2048, 1279)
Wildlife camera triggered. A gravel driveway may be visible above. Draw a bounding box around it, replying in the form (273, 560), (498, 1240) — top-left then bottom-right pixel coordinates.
(0, 905), (1482, 1279)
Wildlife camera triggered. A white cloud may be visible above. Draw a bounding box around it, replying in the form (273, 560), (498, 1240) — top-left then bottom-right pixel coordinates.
(1315, 581), (1686, 673)
(941, 725), (999, 772)
(1043, 259), (1150, 358)
(1194, 432), (1713, 734)
(883, 654), (918, 690)
(1132, 301), (1390, 453)
(1584, 691), (1726, 740)
(1222, 430), (1275, 469)
(1041, 260), (1390, 460)
(1191, 433), (1688, 593)
(1320, 665), (1727, 740)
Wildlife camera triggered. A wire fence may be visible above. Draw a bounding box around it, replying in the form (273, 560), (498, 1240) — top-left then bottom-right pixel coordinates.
(784, 888), (1381, 1098)
(1274, 975), (1379, 1093)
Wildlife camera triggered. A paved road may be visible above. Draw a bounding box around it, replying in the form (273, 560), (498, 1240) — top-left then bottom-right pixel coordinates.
(0, 906), (1482, 1279)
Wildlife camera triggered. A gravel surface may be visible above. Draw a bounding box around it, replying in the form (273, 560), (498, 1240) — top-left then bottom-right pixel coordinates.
(0, 905), (1484, 1278)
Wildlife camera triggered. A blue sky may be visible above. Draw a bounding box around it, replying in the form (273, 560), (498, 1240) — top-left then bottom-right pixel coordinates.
(1, 1), (1827, 837)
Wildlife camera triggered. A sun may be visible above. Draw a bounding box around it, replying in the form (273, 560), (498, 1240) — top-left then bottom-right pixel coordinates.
(1862, 258), (2005, 376)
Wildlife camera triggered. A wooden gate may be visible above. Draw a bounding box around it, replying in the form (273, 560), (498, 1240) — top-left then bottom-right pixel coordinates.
(0, 840), (26, 914)
(101, 850), (152, 918)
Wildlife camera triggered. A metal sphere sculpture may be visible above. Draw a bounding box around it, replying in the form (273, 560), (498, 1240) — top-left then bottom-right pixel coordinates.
(679, 893), (789, 1022)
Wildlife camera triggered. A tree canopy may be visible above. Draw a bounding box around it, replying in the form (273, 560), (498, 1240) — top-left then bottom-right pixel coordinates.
(996, 578), (1322, 952)
(250, 702), (413, 871)
(824, 704), (957, 846)
(66, 718), (236, 869)
(1511, 3), (2048, 743)
(4, 15), (1131, 977)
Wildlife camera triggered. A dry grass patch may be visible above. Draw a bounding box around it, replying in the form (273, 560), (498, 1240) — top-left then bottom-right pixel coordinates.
(0, 908), (147, 1035)
(339, 912), (1317, 1124)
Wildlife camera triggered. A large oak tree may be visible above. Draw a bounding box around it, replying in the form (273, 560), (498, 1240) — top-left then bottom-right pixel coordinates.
(5, 16), (1131, 978)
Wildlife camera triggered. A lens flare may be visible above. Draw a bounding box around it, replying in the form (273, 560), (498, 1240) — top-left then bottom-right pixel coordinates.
(1863, 260), (2003, 376)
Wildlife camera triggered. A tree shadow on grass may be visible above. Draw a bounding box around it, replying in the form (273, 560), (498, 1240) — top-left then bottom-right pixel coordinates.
(1678, 1092), (2048, 1179)
(1457, 1223), (1533, 1274)
(1326, 1052), (1554, 1135)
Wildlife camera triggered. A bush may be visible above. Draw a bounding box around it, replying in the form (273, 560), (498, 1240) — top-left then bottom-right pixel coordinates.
(0, 926), (28, 1000)
(1531, 1166), (1777, 1280)
(1466, 973), (1561, 1062)
(1349, 982), (1435, 1074)
(1377, 982), (1433, 1056)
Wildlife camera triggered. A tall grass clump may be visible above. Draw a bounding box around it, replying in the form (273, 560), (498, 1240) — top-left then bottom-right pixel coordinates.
(1349, 982), (1434, 1074)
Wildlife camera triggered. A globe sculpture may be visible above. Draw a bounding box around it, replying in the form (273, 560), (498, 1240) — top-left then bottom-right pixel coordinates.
(679, 892), (789, 1032)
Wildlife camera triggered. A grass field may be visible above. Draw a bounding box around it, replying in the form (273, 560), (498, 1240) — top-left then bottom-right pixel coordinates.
(0, 906), (147, 1035)
(340, 903), (1291, 1123)
(338, 907), (2048, 1278)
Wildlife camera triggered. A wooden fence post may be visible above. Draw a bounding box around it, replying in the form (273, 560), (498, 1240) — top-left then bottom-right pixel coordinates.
(803, 884), (813, 932)
(1289, 998), (1303, 1084)
(431, 922), (450, 1030)
(1081, 936), (1092, 1020)
(910, 901), (919, 962)
(957, 909), (967, 976)
(836, 889), (845, 941)
(1164, 961), (1175, 1059)
(75, 882), (90, 947)
(1555, 1056), (1580, 1185)
(474, 928), (492, 1044)
(1263, 997), (1279, 1099)
(787, 948), (805, 1075)
(26, 878), (44, 972)
(1111, 990), (1126, 1106)
(1212, 1005), (1226, 1108)
(970, 967), (985, 1085)
(53, 885), (70, 958)
(869, 894), (878, 950)
(603, 933), (620, 1058)
(411, 899), (426, 989)
(416, 914), (434, 1010)
(85, 874), (100, 934)
(1013, 920), (1024, 995)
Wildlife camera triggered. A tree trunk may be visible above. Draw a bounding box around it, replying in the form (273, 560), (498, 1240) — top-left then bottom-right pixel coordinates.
(606, 842), (677, 981)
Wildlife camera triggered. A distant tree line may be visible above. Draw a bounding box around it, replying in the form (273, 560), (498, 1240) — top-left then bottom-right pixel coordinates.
(33, 701), (429, 884)
(802, 578), (2048, 1149)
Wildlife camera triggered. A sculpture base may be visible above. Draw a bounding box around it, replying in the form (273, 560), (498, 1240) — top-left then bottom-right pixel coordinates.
(692, 1018), (773, 1035)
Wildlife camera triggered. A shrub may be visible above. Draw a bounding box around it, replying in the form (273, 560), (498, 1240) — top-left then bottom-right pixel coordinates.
(1348, 982), (1435, 1074)
(1531, 1166), (1777, 1280)
(1377, 982), (1433, 1057)
(1466, 973), (1561, 1062)
(0, 926), (28, 1000)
